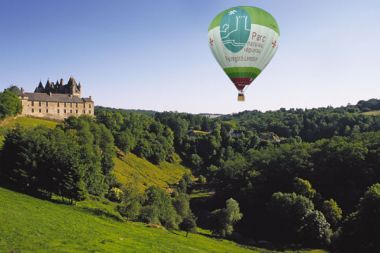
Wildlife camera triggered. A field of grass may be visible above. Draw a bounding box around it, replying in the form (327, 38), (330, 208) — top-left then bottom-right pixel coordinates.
(113, 150), (189, 192)
(0, 187), (264, 253)
(363, 110), (380, 116)
(0, 116), (59, 129)
(0, 116), (58, 147)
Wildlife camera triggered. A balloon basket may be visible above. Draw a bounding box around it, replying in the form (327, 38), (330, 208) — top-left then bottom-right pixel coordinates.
(237, 93), (245, 102)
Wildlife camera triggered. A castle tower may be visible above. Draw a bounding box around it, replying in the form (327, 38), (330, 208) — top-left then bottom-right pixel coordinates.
(67, 76), (81, 97)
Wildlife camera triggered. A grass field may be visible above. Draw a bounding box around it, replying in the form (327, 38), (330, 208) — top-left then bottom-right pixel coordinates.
(113, 150), (189, 192)
(0, 187), (261, 253)
(0, 116), (59, 129)
(0, 187), (327, 253)
(363, 110), (380, 116)
(0, 116), (59, 146)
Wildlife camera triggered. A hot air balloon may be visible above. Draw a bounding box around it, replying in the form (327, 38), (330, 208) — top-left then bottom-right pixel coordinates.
(208, 6), (280, 101)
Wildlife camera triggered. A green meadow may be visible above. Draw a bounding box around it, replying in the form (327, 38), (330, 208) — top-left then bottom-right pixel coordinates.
(0, 187), (255, 253)
(0, 187), (327, 253)
(0, 116), (58, 146)
(113, 150), (189, 192)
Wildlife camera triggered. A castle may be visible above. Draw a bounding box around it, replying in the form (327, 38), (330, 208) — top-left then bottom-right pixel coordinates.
(19, 77), (94, 120)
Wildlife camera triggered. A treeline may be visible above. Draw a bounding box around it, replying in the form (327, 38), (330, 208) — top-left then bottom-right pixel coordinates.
(0, 116), (115, 202)
(227, 106), (380, 142)
(356, 98), (380, 112)
(0, 86), (22, 119)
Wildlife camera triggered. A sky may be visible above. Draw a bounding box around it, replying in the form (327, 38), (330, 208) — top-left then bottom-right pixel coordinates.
(0, 0), (379, 114)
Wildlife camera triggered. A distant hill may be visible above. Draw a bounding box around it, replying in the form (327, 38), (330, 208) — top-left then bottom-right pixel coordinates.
(95, 106), (156, 116)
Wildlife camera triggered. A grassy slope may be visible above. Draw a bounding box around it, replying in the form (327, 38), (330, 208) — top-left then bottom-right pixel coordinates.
(113, 150), (189, 192)
(363, 110), (380, 116)
(0, 116), (58, 146)
(0, 187), (260, 253)
(0, 116), (58, 129)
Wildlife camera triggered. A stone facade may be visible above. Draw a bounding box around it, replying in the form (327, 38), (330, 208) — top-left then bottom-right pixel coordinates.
(20, 77), (94, 121)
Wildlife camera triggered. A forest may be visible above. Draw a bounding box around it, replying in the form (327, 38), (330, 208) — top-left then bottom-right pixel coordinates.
(1, 86), (380, 252)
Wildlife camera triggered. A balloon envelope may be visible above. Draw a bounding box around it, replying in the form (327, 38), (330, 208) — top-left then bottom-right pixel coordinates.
(208, 6), (280, 100)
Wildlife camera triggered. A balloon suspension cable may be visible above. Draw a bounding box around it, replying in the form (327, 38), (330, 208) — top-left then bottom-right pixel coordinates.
(237, 92), (245, 102)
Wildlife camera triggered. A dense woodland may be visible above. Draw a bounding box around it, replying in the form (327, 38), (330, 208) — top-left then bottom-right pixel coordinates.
(1, 88), (380, 252)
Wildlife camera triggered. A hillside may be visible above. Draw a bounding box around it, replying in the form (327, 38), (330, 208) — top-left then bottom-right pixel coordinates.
(0, 116), (58, 146)
(363, 110), (380, 116)
(0, 116), (188, 191)
(0, 187), (282, 253)
(0, 116), (58, 129)
(113, 150), (189, 192)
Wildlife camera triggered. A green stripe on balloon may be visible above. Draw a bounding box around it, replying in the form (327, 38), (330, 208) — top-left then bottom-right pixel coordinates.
(208, 6), (280, 35)
(226, 72), (260, 79)
(224, 67), (261, 75)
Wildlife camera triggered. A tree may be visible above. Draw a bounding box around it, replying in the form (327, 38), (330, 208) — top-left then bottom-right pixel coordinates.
(0, 89), (22, 119)
(293, 177), (316, 199)
(180, 215), (197, 237)
(321, 199), (342, 228)
(299, 210), (332, 247)
(178, 173), (192, 193)
(117, 185), (142, 220)
(211, 198), (243, 237)
(173, 193), (191, 218)
(339, 183), (380, 253)
(140, 186), (180, 229)
(267, 192), (314, 243)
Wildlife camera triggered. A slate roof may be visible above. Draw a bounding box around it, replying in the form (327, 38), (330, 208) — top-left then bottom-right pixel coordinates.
(21, 92), (92, 103)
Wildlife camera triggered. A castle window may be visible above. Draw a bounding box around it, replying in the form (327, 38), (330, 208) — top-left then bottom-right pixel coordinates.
(64, 109), (66, 113)
(70, 103), (72, 107)
(64, 103), (66, 107)
(57, 109), (60, 113)
(89, 104), (92, 108)
(70, 110), (72, 113)
(39, 109), (41, 113)
(76, 110), (78, 114)
(46, 102), (48, 106)
(83, 110), (85, 113)
(76, 103), (78, 108)
(58, 102), (60, 107)
(89, 110), (92, 114)
(39, 102), (41, 107)
(46, 109), (48, 113)
(32, 101), (34, 106)
(32, 109), (34, 113)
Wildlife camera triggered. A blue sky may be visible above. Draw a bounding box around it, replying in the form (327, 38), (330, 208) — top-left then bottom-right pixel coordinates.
(0, 0), (379, 114)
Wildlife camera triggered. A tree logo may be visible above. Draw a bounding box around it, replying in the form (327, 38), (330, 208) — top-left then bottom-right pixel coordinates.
(220, 8), (251, 53)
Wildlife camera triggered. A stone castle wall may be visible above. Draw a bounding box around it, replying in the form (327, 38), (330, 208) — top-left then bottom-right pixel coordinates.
(21, 99), (94, 121)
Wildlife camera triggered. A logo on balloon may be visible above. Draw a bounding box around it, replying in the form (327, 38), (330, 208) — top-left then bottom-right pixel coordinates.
(220, 8), (251, 53)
